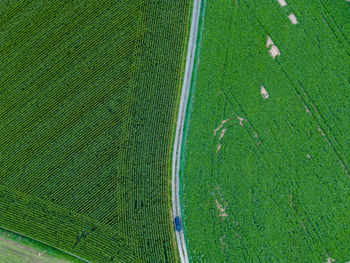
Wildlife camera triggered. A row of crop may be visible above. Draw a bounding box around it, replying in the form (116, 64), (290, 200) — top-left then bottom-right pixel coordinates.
(0, 0), (142, 259)
(1, 0), (192, 262)
(0, 2), (140, 134)
(0, 186), (141, 262)
(116, 1), (192, 262)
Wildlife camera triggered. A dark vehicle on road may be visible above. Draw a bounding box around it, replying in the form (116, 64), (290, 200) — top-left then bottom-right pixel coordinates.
(174, 216), (182, 232)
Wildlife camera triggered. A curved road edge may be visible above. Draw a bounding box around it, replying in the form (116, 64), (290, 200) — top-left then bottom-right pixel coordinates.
(172, 0), (202, 262)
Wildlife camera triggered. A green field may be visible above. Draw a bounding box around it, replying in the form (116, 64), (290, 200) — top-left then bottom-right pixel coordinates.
(0, 0), (191, 262)
(0, 237), (69, 263)
(182, 0), (350, 262)
(0, 227), (82, 263)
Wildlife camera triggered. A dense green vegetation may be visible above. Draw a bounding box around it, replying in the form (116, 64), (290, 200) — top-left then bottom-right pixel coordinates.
(182, 0), (349, 262)
(0, 0), (191, 262)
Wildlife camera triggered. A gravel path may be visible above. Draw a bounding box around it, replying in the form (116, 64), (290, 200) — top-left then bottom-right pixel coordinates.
(172, 0), (202, 262)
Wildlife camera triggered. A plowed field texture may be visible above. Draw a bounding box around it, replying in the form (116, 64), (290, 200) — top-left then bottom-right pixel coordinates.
(0, 1), (191, 262)
(182, 0), (349, 262)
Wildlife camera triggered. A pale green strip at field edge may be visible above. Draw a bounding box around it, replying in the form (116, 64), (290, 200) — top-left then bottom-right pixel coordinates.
(0, 238), (69, 263)
(0, 227), (85, 263)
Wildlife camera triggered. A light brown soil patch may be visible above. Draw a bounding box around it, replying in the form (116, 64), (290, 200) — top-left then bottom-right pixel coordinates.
(278, 0), (287, 7)
(288, 13), (298, 24)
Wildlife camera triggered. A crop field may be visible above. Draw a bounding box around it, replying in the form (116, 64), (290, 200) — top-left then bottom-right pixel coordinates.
(182, 0), (349, 262)
(0, 0), (191, 262)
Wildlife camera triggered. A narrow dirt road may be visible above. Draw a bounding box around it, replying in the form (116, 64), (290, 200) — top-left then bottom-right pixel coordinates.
(172, 0), (202, 262)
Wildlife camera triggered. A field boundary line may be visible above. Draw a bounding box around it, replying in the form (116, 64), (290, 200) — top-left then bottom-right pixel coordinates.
(172, 0), (202, 262)
(0, 226), (89, 263)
